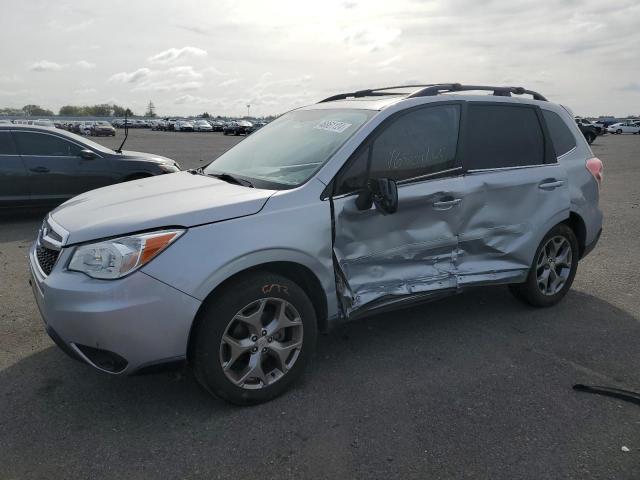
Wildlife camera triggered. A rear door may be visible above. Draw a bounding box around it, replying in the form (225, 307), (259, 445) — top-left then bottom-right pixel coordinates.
(13, 130), (114, 204)
(331, 103), (465, 316)
(456, 102), (570, 286)
(0, 131), (30, 207)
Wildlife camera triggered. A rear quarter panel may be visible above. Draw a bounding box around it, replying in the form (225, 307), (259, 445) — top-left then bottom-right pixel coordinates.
(547, 105), (603, 245)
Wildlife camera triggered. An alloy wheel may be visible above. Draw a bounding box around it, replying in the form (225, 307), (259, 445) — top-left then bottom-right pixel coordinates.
(536, 235), (573, 296)
(219, 298), (304, 390)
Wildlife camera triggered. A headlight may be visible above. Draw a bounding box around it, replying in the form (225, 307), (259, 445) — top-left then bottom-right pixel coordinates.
(159, 163), (180, 173)
(68, 229), (184, 279)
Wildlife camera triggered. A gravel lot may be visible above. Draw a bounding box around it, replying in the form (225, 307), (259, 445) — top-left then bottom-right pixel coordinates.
(1, 131), (639, 479)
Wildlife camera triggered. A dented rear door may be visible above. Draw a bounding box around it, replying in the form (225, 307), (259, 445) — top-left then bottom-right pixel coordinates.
(456, 102), (571, 286)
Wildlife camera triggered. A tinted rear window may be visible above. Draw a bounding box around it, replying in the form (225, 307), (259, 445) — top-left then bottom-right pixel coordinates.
(0, 132), (17, 155)
(464, 104), (545, 169)
(542, 110), (577, 156)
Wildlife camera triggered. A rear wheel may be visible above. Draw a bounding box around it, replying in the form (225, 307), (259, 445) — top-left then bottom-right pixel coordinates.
(192, 272), (317, 405)
(585, 132), (596, 144)
(509, 224), (578, 307)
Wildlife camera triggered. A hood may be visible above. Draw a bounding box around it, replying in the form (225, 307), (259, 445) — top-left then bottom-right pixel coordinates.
(119, 150), (177, 165)
(51, 171), (275, 244)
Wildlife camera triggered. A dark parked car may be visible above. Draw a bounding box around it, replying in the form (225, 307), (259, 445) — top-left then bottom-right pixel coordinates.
(208, 120), (225, 132)
(0, 126), (180, 209)
(574, 118), (599, 144)
(223, 120), (253, 135)
(91, 121), (116, 137)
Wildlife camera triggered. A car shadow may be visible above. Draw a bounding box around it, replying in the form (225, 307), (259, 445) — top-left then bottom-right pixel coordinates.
(1, 287), (639, 478)
(0, 209), (49, 243)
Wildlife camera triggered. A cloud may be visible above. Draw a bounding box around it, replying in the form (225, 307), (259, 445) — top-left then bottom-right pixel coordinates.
(76, 60), (96, 69)
(109, 68), (152, 83)
(29, 60), (65, 72)
(139, 81), (204, 92)
(175, 94), (211, 105)
(167, 66), (203, 79)
(219, 78), (241, 87)
(341, 26), (402, 52)
(148, 46), (208, 64)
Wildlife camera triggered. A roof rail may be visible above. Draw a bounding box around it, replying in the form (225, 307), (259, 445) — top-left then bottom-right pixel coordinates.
(408, 83), (547, 101)
(318, 84), (440, 103)
(318, 83), (547, 103)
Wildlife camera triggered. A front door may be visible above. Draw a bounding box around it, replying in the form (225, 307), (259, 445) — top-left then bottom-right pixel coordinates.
(331, 103), (465, 316)
(12, 130), (112, 204)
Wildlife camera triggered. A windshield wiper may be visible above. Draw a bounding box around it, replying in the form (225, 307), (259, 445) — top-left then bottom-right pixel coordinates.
(208, 172), (254, 188)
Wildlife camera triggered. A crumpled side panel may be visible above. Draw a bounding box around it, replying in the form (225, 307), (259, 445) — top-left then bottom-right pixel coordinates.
(456, 166), (570, 286)
(332, 177), (464, 316)
(331, 165), (571, 318)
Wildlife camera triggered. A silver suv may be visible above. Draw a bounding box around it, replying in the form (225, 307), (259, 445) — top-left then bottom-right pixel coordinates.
(29, 84), (603, 405)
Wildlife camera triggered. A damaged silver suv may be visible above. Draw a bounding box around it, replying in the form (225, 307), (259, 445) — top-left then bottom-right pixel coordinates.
(29, 84), (603, 405)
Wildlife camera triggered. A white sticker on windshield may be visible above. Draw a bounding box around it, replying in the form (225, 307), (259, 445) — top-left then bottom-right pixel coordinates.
(314, 120), (352, 133)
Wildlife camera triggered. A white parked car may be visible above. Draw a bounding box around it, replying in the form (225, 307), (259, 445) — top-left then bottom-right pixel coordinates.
(194, 119), (213, 132)
(606, 122), (640, 134)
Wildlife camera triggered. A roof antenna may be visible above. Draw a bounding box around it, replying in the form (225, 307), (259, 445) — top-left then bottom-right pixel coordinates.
(115, 108), (131, 153)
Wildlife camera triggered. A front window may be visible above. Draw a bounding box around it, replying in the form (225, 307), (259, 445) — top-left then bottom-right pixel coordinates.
(205, 108), (375, 188)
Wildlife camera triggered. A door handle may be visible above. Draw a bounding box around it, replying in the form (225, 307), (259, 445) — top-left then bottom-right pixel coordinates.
(433, 198), (462, 210)
(538, 180), (564, 190)
(29, 166), (50, 173)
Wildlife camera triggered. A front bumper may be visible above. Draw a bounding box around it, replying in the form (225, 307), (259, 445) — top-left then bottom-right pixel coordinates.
(29, 243), (201, 375)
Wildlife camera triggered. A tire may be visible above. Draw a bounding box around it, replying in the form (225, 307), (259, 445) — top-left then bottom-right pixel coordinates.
(616, 129), (622, 134)
(509, 223), (579, 308)
(192, 272), (318, 405)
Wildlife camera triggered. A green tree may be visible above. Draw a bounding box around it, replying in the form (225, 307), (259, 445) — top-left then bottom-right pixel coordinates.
(59, 105), (85, 116)
(22, 104), (53, 116)
(199, 112), (211, 118)
(112, 104), (131, 117)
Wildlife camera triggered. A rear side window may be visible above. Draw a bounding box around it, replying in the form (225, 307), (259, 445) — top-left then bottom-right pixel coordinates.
(13, 132), (82, 156)
(543, 110), (577, 156)
(464, 104), (545, 169)
(0, 132), (17, 155)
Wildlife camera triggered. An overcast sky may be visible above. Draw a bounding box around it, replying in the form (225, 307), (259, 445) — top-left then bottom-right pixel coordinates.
(1, 0), (639, 117)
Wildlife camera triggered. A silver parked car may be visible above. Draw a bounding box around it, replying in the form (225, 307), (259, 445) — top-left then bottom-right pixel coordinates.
(29, 83), (603, 405)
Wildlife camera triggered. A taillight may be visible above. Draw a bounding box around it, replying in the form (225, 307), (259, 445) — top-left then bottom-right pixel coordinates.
(586, 157), (603, 185)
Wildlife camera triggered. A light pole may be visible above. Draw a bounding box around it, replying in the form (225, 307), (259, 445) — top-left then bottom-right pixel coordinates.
(246, 104), (250, 118)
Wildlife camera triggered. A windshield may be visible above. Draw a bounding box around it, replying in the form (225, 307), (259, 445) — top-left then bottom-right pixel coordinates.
(205, 108), (375, 188)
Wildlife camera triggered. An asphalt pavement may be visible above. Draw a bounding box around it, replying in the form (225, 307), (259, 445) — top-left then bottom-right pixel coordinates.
(1, 130), (638, 479)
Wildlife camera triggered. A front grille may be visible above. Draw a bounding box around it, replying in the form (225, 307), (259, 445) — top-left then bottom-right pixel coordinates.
(36, 245), (60, 276)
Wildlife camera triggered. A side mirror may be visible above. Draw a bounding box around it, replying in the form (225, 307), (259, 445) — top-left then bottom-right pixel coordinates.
(355, 178), (398, 214)
(79, 149), (97, 160)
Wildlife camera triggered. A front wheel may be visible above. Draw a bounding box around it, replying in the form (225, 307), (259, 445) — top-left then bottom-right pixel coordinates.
(509, 224), (578, 307)
(585, 132), (596, 144)
(616, 129), (622, 134)
(192, 272), (318, 405)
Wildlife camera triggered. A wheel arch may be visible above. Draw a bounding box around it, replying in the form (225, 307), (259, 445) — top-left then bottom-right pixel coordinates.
(186, 261), (329, 364)
(562, 211), (587, 258)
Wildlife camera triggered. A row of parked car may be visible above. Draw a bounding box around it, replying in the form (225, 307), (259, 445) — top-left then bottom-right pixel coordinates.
(110, 117), (268, 135)
(574, 117), (640, 144)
